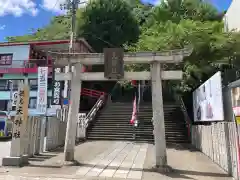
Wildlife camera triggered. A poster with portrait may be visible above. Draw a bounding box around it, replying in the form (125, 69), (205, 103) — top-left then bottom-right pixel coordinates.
(193, 71), (224, 122)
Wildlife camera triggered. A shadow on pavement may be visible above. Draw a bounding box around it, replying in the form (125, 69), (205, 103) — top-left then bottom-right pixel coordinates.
(28, 154), (57, 162)
(158, 168), (231, 179)
(0, 137), (12, 142)
(70, 162), (231, 179)
(166, 143), (199, 152)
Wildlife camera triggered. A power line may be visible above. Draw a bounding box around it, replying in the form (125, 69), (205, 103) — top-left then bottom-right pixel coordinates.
(52, 0), (61, 10)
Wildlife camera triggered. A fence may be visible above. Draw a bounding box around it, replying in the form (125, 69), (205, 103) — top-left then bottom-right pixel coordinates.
(192, 122), (239, 179)
(76, 113), (86, 140)
(20, 116), (66, 155)
(45, 117), (67, 151)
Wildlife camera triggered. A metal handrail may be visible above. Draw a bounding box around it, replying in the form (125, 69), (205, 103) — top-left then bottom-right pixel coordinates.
(84, 94), (106, 128)
(175, 94), (192, 138)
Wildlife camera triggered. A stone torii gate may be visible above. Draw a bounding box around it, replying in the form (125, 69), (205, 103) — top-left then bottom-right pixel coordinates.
(50, 48), (192, 168)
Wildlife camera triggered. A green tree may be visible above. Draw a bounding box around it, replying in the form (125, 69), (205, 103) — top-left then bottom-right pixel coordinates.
(126, 0), (153, 25)
(150, 0), (223, 25)
(78, 0), (140, 52)
(126, 0), (240, 93)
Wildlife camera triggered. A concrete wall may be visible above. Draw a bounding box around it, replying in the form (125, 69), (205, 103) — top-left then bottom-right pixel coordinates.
(0, 45), (30, 67)
(192, 122), (238, 179)
(224, 0), (240, 32)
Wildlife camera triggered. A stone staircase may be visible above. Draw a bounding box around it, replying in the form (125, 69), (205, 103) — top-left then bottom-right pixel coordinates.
(87, 102), (189, 143)
(136, 103), (189, 143)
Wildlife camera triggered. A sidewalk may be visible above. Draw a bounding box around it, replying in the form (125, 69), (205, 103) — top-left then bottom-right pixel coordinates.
(0, 141), (233, 180)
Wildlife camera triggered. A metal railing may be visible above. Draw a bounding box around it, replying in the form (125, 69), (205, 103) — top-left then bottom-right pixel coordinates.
(84, 94), (107, 128)
(81, 88), (105, 98)
(175, 94), (192, 139)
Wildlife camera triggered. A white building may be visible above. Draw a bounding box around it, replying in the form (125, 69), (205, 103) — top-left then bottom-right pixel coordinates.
(224, 0), (240, 32)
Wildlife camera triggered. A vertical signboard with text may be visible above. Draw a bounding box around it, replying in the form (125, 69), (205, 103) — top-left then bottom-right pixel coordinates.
(37, 67), (48, 115)
(51, 65), (62, 106)
(11, 81), (29, 156)
(104, 48), (124, 79)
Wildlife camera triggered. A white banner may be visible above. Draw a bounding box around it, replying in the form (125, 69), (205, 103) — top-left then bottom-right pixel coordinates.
(12, 91), (18, 107)
(37, 67), (48, 114)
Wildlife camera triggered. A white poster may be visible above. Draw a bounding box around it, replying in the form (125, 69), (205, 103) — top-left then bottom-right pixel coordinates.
(37, 67), (48, 114)
(193, 71), (224, 122)
(12, 91), (18, 107)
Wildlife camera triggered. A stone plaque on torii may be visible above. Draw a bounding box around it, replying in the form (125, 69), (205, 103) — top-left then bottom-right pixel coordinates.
(49, 48), (192, 168)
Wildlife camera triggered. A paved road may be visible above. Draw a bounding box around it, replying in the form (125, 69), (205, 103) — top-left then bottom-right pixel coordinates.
(76, 141), (147, 179)
(0, 141), (233, 180)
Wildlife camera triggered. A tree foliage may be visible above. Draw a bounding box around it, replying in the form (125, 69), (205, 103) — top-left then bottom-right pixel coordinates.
(77, 0), (140, 52)
(126, 0), (240, 93)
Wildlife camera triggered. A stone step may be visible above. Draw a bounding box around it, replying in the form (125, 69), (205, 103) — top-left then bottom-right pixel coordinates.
(93, 121), (187, 125)
(88, 130), (187, 135)
(87, 134), (188, 141)
(87, 136), (189, 143)
(87, 102), (189, 143)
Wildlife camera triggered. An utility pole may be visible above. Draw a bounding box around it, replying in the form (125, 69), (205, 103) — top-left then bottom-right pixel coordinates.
(61, 0), (84, 161)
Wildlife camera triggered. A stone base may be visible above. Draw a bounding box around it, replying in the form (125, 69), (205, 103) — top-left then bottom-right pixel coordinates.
(153, 165), (173, 173)
(76, 137), (86, 143)
(2, 155), (29, 167)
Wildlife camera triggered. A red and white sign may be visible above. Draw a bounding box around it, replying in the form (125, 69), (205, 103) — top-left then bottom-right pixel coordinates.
(37, 67), (48, 114)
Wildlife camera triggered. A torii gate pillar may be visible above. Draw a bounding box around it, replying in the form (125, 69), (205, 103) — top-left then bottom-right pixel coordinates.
(151, 62), (167, 166)
(64, 63), (82, 161)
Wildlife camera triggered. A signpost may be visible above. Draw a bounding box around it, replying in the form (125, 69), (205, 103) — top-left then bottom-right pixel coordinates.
(2, 80), (29, 166)
(51, 66), (62, 105)
(37, 67), (48, 154)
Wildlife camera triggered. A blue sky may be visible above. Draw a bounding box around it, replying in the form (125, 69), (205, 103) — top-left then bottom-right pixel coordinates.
(0, 0), (233, 42)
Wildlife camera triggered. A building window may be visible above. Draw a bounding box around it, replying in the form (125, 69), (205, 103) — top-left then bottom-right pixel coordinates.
(0, 54), (13, 65)
(47, 97), (51, 108)
(29, 97), (37, 109)
(0, 80), (8, 90)
(8, 80), (22, 90)
(0, 100), (7, 110)
(29, 79), (38, 90)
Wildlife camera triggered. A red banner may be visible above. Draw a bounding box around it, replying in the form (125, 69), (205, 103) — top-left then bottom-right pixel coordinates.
(130, 96), (137, 125)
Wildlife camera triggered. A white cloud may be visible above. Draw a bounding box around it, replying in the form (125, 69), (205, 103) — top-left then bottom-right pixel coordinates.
(0, 25), (6, 30)
(41, 0), (88, 14)
(0, 0), (38, 17)
(41, 0), (66, 14)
